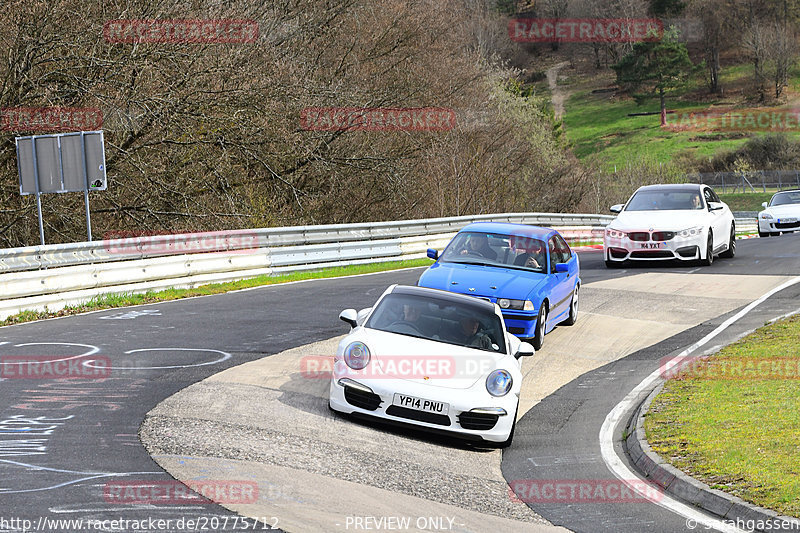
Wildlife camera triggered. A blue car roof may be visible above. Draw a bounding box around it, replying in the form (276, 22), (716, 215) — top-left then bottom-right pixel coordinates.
(458, 221), (555, 239)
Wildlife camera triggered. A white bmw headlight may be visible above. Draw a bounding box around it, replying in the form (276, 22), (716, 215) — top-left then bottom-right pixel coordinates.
(344, 342), (370, 370)
(486, 369), (513, 397)
(760, 212), (773, 220)
(677, 226), (703, 237)
(605, 228), (627, 239)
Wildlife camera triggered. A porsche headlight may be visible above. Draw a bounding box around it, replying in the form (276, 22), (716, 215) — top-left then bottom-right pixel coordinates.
(760, 212), (773, 220)
(486, 369), (513, 397)
(497, 299), (534, 311)
(344, 342), (370, 370)
(605, 228), (627, 239)
(677, 226), (703, 238)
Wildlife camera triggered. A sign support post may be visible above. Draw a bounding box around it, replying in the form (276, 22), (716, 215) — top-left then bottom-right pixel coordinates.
(30, 136), (46, 246)
(80, 132), (93, 241)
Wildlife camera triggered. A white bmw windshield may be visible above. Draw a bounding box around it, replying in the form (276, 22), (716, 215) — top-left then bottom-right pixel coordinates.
(626, 190), (705, 211)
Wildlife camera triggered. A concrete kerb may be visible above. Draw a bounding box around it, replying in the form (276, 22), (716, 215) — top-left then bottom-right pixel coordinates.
(625, 381), (800, 532)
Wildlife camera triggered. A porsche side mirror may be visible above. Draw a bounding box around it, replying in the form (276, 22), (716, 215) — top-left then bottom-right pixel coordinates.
(339, 309), (358, 328)
(762, 202), (768, 208)
(516, 342), (535, 358)
(427, 248), (439, 260)
(610, 204), (623, 214)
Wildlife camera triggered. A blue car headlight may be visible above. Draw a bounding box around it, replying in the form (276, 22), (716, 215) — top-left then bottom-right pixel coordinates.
(344, 342), (370, 370)
(486, 369), (513, 397)
(497, 299), (535, 311)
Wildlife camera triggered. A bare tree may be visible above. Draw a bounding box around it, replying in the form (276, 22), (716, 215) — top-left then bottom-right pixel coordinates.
(0, 0), (586, 247)
(769, 20), (798, 98)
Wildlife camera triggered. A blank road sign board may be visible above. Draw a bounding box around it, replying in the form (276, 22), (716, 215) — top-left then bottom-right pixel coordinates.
(16, 131), (107, 195)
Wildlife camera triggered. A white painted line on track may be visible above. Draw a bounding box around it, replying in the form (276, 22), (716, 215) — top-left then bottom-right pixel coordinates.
(84, 348), (232, 370)
(0, 343), (100, 366)
(599, 275), (800, 533)
(0, 458), (161, 494)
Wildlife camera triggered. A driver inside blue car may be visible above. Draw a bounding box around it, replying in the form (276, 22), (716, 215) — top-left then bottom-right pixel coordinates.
(459, 233), (497, 261)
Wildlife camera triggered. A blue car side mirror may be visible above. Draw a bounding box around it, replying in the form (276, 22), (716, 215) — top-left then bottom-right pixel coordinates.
(555, 263), (569, 273)
(427, 248), (439, 260)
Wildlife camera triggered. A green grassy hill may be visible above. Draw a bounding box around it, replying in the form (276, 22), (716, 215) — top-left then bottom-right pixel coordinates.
(551, 63), (800, 171)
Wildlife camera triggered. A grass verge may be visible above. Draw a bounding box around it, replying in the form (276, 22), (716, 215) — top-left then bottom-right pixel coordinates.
(0, 258), (431, 327)
(645, 314), (800, 517)
(718, 192), (775, 212)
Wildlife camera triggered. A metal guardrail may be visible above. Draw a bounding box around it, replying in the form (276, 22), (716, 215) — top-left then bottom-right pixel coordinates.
(0, 212), (756, 321)
(0, 213), (612, 274)
(0, 213), (613, 321)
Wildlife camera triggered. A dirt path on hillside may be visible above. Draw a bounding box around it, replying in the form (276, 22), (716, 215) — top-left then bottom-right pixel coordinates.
(546, 61), (570, 119)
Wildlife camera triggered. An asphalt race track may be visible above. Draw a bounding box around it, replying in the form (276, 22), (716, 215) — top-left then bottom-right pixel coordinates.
(1, 234), (799, 532)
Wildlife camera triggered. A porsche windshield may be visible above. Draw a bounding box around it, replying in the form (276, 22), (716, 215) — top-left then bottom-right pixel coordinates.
(625, 189), (704, 211)
(439, 231), (547, 273)
(365, 293), (506, 354)
(770, 191), (800, 206)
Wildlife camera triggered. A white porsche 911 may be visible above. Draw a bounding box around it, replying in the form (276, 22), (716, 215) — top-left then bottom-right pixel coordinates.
(604, 184), (736, 267)
(758, 190), (800, 237)
(329, 284), (534, 447)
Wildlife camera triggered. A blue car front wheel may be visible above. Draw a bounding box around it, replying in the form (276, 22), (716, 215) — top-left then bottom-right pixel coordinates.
(563, 284), (579, 326)
(532, 304), (547, 351)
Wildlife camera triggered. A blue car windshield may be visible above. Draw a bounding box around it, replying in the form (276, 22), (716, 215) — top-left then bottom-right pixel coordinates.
(439, 231), (547, 273)
(625, 190), (704, 211)
(770, 191), (800, 206)
(365, 293), (506, 354)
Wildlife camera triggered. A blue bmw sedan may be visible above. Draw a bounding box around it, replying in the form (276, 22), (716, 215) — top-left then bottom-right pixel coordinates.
(417, 222), (580, 350)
